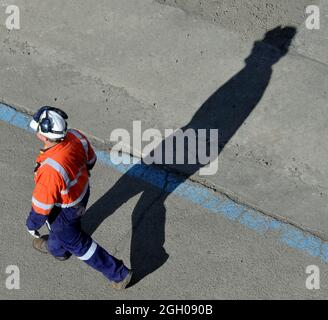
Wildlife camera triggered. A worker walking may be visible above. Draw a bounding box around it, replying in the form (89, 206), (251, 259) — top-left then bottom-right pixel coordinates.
(26, 106), (132, 289)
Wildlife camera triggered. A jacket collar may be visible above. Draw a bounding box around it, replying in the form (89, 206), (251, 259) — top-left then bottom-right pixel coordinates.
(37, 138), (68, 162)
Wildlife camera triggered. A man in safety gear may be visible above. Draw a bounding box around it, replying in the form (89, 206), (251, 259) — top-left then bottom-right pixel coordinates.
(26, 106), (132, 290)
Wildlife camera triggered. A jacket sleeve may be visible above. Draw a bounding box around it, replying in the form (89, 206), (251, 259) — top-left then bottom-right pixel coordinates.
(26, 207), (48, 231)
(27, 168), (61, 229)
(86, 138), (97, 171)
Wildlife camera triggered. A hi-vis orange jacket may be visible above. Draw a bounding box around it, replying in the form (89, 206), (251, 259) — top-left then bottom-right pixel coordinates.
(31, 129), (97, 216)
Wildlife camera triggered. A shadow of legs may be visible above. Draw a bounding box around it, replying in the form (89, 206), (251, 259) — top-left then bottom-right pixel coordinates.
(129, 192), (169, 286)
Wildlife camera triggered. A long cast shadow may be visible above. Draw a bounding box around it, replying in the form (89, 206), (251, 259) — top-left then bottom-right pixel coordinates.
(81, 26), (296, 286)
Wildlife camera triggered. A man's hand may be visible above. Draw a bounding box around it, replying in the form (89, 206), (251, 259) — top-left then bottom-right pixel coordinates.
(27, 229), (41, 238)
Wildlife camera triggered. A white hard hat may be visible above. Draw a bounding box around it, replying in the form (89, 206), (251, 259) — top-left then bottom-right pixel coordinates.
(30, 106), (68, 140)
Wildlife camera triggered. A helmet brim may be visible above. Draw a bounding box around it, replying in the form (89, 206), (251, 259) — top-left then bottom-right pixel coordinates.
(30, 119), (39, 132)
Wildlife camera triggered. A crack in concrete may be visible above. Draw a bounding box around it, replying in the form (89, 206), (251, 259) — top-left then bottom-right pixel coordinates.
(289, 49), (328, 69)
(158, 162), (328, 241)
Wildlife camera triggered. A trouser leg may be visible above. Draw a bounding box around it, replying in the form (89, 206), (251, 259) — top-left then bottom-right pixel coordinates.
(47, 231), (71, 258)
(77, 240), (129, 282)
(57, 228), (129, 282)
(50, 186), (129, 282)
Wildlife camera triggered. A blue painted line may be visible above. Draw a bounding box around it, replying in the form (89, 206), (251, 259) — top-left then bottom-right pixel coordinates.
(10, 112), (31, 130)
(0, 104), (16, 122)
(1, 102), (327, 263)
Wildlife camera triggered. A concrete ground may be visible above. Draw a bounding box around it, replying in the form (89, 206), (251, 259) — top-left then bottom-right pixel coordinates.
(0, 0), (327, 299)
(1, 122), (328, 299)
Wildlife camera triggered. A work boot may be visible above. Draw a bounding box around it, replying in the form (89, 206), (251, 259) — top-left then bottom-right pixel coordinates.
(111, 270), (133, 290)
(32, 236), (48, 254)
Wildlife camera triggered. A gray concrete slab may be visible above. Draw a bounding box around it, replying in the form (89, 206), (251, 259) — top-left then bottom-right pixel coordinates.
(0, 1), (327, 259)
(156, 0), (313, 40)
(1, 122), (328, 299)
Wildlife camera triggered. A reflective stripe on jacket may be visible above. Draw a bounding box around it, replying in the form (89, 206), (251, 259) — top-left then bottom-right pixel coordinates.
(31, 129), (97, 215)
